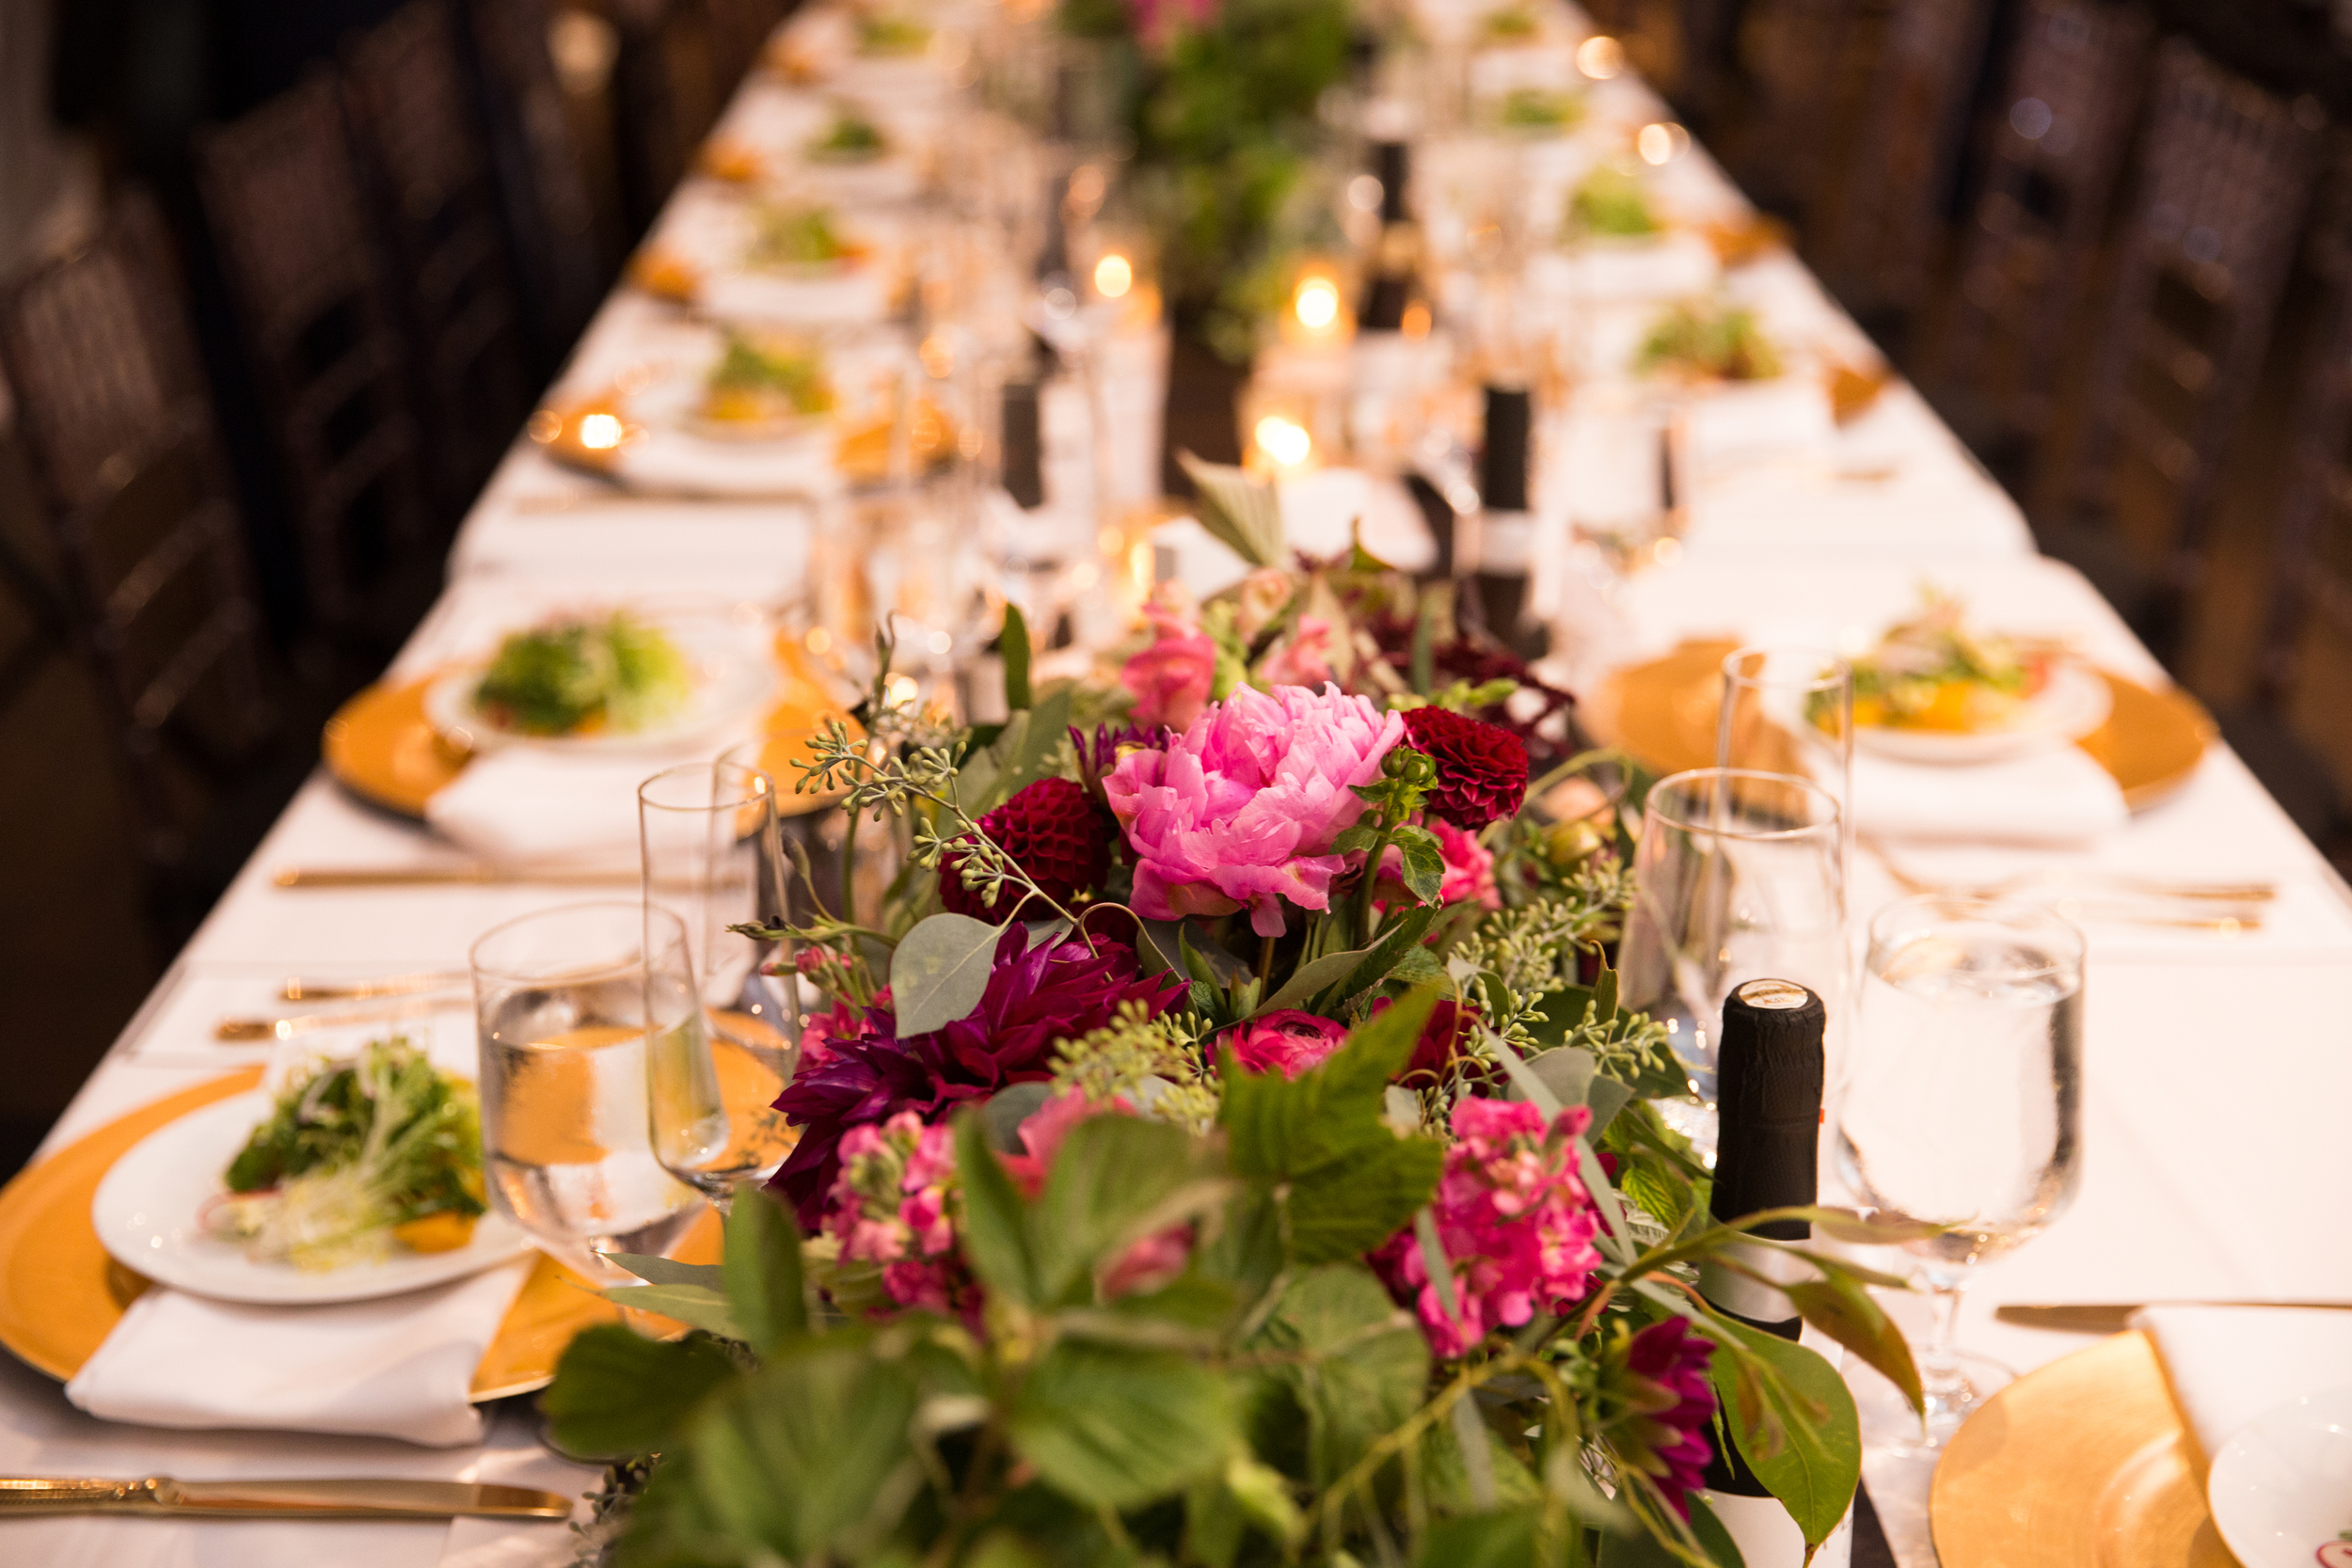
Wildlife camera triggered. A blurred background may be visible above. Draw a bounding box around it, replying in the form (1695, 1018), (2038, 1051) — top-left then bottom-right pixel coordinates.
(3, 0), (2349, 1179)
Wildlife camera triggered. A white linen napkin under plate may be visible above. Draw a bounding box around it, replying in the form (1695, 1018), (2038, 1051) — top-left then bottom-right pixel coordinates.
(604, 426), (842, 499)
(1852, 742), (2128, 847)
(2133, 1305), (2352, 1463)
(426, 741), (744, 864)
(66, 1258), (532, 1447)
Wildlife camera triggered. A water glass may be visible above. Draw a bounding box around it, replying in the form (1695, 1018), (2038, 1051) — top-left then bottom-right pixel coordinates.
(639, 759), (801, 1200)
(1836, 895), (2085, 1449)
(471, 902), (705, 1281)
(1618, 768), (1847, 1114)
(1717, 644), (1853, 872)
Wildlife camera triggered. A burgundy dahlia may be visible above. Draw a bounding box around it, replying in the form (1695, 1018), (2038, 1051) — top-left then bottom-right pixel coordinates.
(1611, 1318), (1718, 1519)
(767, 925), (1184, 1226)
(1399, 706), (1530, 830)
(938, 776), (1113, 923)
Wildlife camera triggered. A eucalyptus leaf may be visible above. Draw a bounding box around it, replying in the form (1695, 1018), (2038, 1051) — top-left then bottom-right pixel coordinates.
(600, 1283), (744, 1340)
(1317, 904), (1439, 1008)
(543, 1325), (739, 1459)
(606, 1253), (724, 1290)
(1254, 946), (1371, 1015)
(888, 913), (1003, 1036)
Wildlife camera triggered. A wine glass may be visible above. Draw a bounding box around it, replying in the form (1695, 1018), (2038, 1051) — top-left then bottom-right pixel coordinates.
(639, 758), (803, 1203)
(471, 902), (705, 1281)
(1617, 768), (1846, 1145)
(1717, 644), (1853, 877)
(1836, 895), (2085, 1450)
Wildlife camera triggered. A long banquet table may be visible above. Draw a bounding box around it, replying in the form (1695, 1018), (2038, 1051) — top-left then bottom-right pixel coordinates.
(7, 4), (2351, 1564)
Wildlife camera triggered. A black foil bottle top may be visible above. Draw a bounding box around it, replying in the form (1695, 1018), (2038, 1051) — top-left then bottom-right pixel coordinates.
(1001, 381), (1044, 510)
(1478, 386), (1532, 515)
(1373, 140), (1410, 224)
(1709, 977), (1826, 1243)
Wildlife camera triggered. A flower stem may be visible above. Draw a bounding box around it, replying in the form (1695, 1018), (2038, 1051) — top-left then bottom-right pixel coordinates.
(1353, 821), (1397, 949)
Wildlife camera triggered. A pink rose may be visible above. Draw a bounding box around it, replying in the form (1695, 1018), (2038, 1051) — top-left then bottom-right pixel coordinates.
(1105, 683), (1406, 938)
(1120, 596), (1217, 730)
(1380, 817), (1501, 910)
(1258, 614), (1335, 689)
(1226, 1009), (1348, 1078)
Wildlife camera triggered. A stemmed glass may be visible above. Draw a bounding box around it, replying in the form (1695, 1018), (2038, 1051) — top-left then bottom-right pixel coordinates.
(1717, 644), (1853, 878)
(638, 759), (803, 1204)
(1617, 768), (1847, 1142)
(1836, 895), (2085, 1450)
(470, 902), (706, 1281)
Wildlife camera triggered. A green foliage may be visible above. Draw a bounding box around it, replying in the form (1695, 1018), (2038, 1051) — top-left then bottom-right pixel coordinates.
(1703, 1318), (1862, 1547)
(889, 913), (1005, 1036)
(543, 1327), (739, 1460)
(722, 1186), (807, 1355)
(1008, 1339), (1239, 1508)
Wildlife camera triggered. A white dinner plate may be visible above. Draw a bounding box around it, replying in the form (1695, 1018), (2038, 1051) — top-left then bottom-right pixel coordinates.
(1853, 658), (2112, 765)
(425, 610), (773, 754)
(2207, 1386), (2352, 1568)
(92, 1091), (532, 1307)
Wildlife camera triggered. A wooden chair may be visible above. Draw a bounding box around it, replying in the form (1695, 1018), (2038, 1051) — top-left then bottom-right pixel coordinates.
(195, 73), (438, 645)
(467, 0), (622, 367)
(1729, 0), (1861, 218)
(609, 0), (723, 235)
(343, 0), (536, 512)
(1935, 0), (2153, 461)
(2055, 40), (2324, 666)
(0, 195), (289, 901)
(1813, 0), (1996, 328)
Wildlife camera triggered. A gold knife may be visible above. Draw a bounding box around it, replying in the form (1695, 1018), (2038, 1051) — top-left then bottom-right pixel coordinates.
(1996, 1301), (2352, 1333)
(0, 1475), (570, 1519)
(274, 865), (642, 889)
(215, 995), (468, 1042)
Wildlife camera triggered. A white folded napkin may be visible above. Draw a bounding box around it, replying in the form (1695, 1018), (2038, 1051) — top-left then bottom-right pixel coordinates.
(2133, 1305), (2352, 1462)
(1852, 742), (2128, 847)
(608, 427), (841, 499)
(1530, 231), (1724, 304)
(427, 744), (732, 864)
(66, 1259), (532, 1447)
(698, 268), (893, 327)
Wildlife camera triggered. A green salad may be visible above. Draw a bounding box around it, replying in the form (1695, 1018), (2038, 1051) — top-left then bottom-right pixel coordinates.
(1498, 87), (1584, 132)
(1635, 298), (1782, 381)
(808, 109), (887, 162)
(856, 14), (931, 54)
(473, 610), (693, 737)
(1822, 591), (2046, 733)
(1566, 166), (1659, 238)
(702, 330), (835, 427)
(746, 203), (860, 268)
(209, 1039), (486, 1271)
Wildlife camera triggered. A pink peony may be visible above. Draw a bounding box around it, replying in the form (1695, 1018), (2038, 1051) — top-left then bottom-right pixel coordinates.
(1226, 1009), (1348, 1078)
(1120, 600), (1217, 731)
(1105, 683), (1405, 938)
(1370, 1097), (1603, 1356)
(1258, 615), (1335, 689)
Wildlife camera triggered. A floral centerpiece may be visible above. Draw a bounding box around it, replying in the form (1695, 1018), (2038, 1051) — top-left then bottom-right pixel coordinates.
(543, 476), (1926, 1567)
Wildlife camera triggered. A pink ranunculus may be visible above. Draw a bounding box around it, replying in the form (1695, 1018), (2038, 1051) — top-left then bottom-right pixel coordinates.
(1370, 1097), (1603, 1357)
(1227, 1009), (1348, 1078)
(1104, 683), (1406, 939)
(1120, 597), (1217, 731)
(1258, 614), (1336, 689)
(1376, 816), (1502, 911)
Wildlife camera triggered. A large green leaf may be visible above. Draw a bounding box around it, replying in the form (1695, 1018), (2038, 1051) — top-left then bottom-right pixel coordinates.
(597, 1282), (743, 1340)
(1413, 1506), (1543, 1568)
(889, 913), (1003, 1036)
(1782, 1271), (1923, 1418)
(1251, 946), (1374, 1016)
(688, 1339), (919, 1562)
(1595, 1493), (1746, 1567)
(605, 1254), (723, 1289)
(1178, 451), (1286, 567)
(542, 1325), (739, 1458)
(722, 1184), (806, 1355)
(1250, 1264), (1427, 1487)
(1219, 990), (1445, 1263)
(1008, 1338), (1237, 1510)
(954, 1110), (1041, 1306)
(1704, 1318), (1860, 1547)
(1031, 1112), (1226, 1305)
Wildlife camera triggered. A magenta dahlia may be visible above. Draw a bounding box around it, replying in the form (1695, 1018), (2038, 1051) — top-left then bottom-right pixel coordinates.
(1398, 706), (1530, 830)
(938, 776), (1113, 923)
(1607, 1318), (1718, 1519)
(769, 925), (1184, 1226)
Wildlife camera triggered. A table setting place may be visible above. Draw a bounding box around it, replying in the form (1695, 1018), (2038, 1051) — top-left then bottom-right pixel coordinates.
(5, 0), (2349, 1566)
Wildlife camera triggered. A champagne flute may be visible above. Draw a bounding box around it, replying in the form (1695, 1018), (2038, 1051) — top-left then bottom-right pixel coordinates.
(471, 902), (705, 1282)
(1717, 644), (1853, 878)
(1836, 895), (2084, 1450)
(639, 759), (802, 1203)
(1617, 768), (1846, 1147)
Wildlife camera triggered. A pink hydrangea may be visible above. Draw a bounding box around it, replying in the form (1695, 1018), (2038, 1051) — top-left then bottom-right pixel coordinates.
(821, 1111), (978, 1324)
(1120, 596), (1217, 731)
(1105, 683), (1405, 938)
(1371, 1098), (1603, 1356)
(1226, 1009), (1348, 1078)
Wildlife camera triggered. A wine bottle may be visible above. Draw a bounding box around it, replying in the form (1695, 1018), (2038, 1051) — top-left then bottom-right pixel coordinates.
(1359, 139), (1420, 333)
(1000, 380), (1045, 512)
(1697, 978), (1853, 1568)
(1458, 385), (1545, 658)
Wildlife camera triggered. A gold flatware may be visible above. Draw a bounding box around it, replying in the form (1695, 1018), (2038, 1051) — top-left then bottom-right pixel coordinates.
(215, 996), (468, 1042)
(1859, 836), (2272, 931)
(0, 1475), (569, 1520)
(279, 970), (468, 1002)
(274, 864), (642, 889)
(1995, 1300), (2352, 1334)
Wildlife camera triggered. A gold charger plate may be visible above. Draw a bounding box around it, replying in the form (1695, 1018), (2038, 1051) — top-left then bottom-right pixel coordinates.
(1931, 1330), (2238, 1567)
(1588, 640), (2215, 809)
(322, 634), (852, 821)
(0, 1070), (718, 1402)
